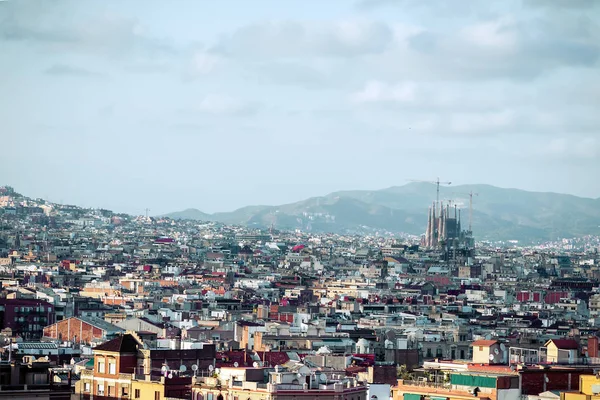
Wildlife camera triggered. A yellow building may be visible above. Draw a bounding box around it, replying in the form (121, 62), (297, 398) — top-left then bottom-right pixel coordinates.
(471, 340), (502, 365)
(75, 333), (194, 400)
(131, 375), (191, 400)
(544, 339), (579, 364)
(562, 374), (600, 400)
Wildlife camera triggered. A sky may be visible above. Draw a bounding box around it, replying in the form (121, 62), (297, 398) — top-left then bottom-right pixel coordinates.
(1, 0), (599, 215)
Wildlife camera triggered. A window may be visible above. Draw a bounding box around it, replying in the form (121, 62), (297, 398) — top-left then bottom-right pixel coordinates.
(479, 346), (483, 351)
(84, 382), (90, 392)
(109, 361), (116, 374)
(108, 385), (115, 396)
(98, 383), (105, 396)
(155, 391), (160, 400)
(122, 386), (129, 396)
(135, 389), (141, 399)
(98, 360), (105, 373)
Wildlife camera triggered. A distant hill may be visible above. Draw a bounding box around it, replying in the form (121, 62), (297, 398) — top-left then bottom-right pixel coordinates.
(162, 208), (212, 221)
(162, 183), (600, 242)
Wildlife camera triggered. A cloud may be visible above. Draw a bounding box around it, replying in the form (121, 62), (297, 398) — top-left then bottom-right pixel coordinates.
(523, 0), (599, 9)
(348, 75), (600, 139)
(197, 95), (259, 116)
(0, 1), (176, 57)
(44, 64), (104, 78)
(459, 17), (517, 51)
(356, 0), (484, 16)
(251, 61), (333, 89)
(211, 20), (393, 59)
(351, 81), (417, 104)
(193, 52), (221, 74)
(355, 2), (600, 82)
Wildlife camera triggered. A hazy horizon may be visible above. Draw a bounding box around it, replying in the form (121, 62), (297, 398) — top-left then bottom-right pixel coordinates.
(3, 181), (599, 216)
(2, 0), (599, 215)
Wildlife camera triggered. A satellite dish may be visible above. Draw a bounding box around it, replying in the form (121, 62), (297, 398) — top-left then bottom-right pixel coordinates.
(489, 354), (495, 361)
(320, 373), (327, 382)
(208, 365), (214, 371)
(297, 373), (302, 378)
(168, 373), (173, 379)
(161, 366), (168, 373)
(253, 361), (259, 368)
(180, 365), (187, 373)
(500, 343), (506, 351)
(234, 362), (239, 368)
(494, 348), (500, 355)
(192, 364), (198, 371)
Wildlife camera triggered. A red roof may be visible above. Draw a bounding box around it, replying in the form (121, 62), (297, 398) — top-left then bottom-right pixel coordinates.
(94, 334), (140, 353)
(471, 340), (498, 347)
(547, 339), (579, 349)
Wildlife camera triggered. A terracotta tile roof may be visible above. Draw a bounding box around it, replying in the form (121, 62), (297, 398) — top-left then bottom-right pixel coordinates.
(467, 364), (517, 374)
(471, 340), (498, 347)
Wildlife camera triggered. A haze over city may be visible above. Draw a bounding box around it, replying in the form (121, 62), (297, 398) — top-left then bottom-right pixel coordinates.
(1, 0), (599, 215)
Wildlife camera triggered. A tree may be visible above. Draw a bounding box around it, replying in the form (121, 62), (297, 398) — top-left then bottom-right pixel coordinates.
(397, 364), (413, 380)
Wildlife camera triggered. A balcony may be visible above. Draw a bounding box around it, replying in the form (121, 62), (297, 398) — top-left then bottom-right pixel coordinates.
(400, 380), (452, 390)
(395, 379), (493, 400)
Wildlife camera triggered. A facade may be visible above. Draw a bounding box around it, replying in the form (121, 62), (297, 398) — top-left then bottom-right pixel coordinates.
(43, 315), (124, 344)
(78, 334), (139, 398)
(562, 374), (600, 400)
(76, 333), (216, 399)
(392, 371), (521, 400)
(471, 340), (503, 364)
(0, 298), (55, 340)
(130, 375), (192, 400)
(544, 339), (579, 364)
(193, 367), (367, 400)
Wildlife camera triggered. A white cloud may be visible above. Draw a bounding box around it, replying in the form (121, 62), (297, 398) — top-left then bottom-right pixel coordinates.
(460, 17), (518, 51)
(193, 52), (221, 74)
(211, 20), (393, 59)
(351, 81), (417, 103)
(197, 94), (258, 116)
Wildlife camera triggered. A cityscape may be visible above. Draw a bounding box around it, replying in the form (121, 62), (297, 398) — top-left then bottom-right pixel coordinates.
(0, 183), (599, 400)
(1, 1), (600, 400)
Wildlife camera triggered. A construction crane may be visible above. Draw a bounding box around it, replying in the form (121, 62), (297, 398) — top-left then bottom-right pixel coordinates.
(453, 191), (478, 232)
(408, 177), (452, 208)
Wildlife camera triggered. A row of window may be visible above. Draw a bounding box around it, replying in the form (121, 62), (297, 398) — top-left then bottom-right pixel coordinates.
(13, 306), (52, 312)
(84, 382), (131, 397)
(13, 317), (47, 323)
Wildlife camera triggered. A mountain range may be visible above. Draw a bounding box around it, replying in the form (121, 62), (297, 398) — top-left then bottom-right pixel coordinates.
(163, 183), (600, 242)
